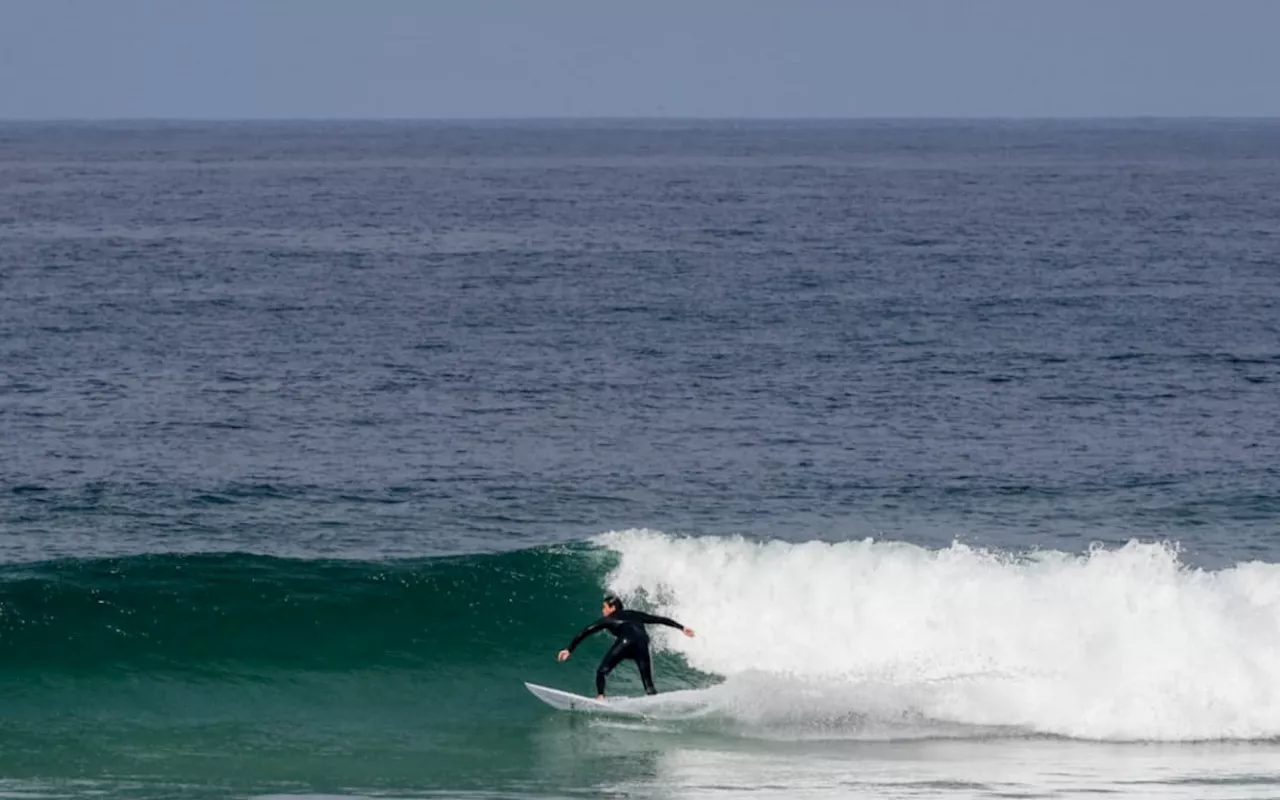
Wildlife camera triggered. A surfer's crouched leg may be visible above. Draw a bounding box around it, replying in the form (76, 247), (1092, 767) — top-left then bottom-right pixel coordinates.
(636, 645), (657, 695)
(596, 639), (630, 696)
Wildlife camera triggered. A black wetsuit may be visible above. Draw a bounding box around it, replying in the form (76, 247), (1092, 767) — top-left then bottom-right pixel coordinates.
(565, 609), (684, 696)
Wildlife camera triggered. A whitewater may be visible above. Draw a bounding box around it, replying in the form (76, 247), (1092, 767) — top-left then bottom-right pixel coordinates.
(597, 529), (1280, 742)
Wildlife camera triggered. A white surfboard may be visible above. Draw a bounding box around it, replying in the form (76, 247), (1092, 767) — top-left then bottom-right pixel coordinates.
(524, 682), (711, 719)
(524, 682), (634, 715)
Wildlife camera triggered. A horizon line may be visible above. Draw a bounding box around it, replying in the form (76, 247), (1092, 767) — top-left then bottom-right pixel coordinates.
(2, 114), (1280, 125)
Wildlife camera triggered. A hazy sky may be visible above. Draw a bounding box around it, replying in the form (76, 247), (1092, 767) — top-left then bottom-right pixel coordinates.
(2, 0), (1278, 119)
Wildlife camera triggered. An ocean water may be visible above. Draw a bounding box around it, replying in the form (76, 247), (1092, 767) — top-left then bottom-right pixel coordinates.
(1, 119), (1279, 798)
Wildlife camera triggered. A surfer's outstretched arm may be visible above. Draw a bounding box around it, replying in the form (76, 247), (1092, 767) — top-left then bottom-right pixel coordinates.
(558, 618), (607, 661)
(635, 611), (696, 637)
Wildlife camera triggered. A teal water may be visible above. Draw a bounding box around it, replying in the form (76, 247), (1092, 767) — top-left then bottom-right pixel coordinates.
(2, 120), (1279, 798)
(1, 538), (1279, 797)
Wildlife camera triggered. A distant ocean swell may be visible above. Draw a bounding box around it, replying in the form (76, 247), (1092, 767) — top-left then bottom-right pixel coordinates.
(3, 530), (1279, 742)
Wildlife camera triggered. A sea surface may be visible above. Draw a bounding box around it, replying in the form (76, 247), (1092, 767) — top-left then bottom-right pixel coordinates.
(1, 119), (1279, 798)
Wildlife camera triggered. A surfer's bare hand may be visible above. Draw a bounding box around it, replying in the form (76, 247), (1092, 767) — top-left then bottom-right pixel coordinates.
(557, 649), (571, 662)
(683, 627), (695, 638)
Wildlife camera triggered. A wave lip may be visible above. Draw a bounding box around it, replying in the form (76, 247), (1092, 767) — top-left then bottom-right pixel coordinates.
(594, 528), (1280, 742)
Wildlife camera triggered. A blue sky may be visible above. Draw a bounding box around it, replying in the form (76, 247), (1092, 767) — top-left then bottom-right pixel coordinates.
(2, 0), (1278, 119)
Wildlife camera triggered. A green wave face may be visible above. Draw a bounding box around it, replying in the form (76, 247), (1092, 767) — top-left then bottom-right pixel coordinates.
(0, 546), (703, 742)
(0, 547), (628, 670)
(0, 545), (719, 791)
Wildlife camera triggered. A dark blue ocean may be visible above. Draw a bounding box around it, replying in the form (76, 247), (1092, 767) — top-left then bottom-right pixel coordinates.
(1, 120), (1279, 799)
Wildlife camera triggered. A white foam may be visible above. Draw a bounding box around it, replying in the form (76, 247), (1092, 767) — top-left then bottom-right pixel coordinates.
(594, 529), (1280, 741)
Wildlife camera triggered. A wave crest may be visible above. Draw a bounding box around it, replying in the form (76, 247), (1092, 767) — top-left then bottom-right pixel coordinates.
(596, 529), (1280, 741)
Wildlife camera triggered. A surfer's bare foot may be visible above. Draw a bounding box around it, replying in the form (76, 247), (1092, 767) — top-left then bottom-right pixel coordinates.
(597, 695), (606, 700)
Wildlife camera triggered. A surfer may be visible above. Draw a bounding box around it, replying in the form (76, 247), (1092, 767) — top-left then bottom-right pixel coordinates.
(557, 595), (695, 699)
